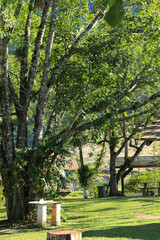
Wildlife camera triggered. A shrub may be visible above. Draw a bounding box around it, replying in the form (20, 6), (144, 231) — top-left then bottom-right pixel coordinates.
(125, 170), (160, 193)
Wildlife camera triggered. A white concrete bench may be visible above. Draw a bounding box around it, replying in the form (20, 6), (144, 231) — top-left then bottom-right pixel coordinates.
(29, 200), (61, 228)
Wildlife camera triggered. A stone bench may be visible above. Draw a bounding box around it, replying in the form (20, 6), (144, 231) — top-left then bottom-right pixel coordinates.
(46, 230), (82, 240)
(29, 200), (61, 228)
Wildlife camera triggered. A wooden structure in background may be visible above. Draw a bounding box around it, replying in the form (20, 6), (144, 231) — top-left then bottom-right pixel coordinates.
(116, 156), (160, 169)
(65, 158), (79, 170)
(115, 116), (160, 194)
(140, 116), (160, 142)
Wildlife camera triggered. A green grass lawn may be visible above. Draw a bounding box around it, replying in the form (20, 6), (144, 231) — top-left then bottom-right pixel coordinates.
(0, 193), (160, 240)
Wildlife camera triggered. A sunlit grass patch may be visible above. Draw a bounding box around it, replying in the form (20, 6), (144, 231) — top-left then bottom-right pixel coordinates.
(1, 194), (160, 239)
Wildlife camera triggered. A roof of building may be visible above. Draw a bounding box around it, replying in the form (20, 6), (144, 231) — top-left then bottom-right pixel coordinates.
(115, 116), (160, 169)
(116, 156), (160, 169)
(65, 158), (79, 170)
(140, 116), (160, 141)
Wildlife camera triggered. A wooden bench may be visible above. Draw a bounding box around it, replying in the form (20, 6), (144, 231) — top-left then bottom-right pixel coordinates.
(57, 191), (71, 197)
(140, 182), (160, 196)
(46, 230), (82, 240)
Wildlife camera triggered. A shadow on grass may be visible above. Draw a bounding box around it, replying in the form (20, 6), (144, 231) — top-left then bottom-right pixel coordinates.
(86, 207), (116, 213)
(84, 223), (160, 240)
(68, 216), (85, 220)
(63, 201), (95, 211)
(0, 226), (44, 235)
(63, 197), (142, 205)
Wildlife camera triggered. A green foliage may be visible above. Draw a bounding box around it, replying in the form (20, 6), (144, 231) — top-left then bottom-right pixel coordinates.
(109, 135), (119, 147)
(0, 0), (20, 38)
(125, 170), (160, 193)
(78, 165), (92, 188)
(12, 138), (72, 200)
(88, 180), (98, 198)
(78, 164), (102, 198)
(61, 207), (68, 222)
(104, 0), (125, 27)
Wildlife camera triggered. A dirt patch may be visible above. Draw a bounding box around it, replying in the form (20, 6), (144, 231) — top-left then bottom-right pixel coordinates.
(135, 213), (160, 219)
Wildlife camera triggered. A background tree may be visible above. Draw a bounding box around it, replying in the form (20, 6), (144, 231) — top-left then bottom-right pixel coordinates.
(125, 170), (160, 193)
(73, 0), (160, 196)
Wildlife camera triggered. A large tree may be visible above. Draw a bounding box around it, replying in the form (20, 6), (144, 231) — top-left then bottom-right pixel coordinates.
(0, 0), (159, 221)
(0, 0), (110, 221)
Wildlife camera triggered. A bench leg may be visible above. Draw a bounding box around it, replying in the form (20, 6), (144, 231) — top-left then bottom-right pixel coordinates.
(51, 203), (61, 226)
(37, 205), (47, 228)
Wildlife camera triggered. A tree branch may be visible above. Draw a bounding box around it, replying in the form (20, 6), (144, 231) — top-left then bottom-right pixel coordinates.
(116, 104), (159, 122)
(116, 110), (157, 157)
(118, 91), (160, 114)
(8, 75), (21, 110)
(6, 0), (24, 41)
(14, 0), (24, 18)
(44, 112), (55, 138)
(20, 0), (35, 102)
(49, 6), (108, 86)
(33, 0), (59, 146)
(26, 2), (50, 100)
(128, 43), (159, 93)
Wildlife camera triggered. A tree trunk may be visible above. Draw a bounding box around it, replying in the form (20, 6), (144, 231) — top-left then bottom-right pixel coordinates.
(2, 173), (25, 222)
(16, 111), (28, 148)
(109, 145), (123, 196)
(83, 188), (88, 199)
(0, 37), (26, 221)
(33, 0), (59, 146)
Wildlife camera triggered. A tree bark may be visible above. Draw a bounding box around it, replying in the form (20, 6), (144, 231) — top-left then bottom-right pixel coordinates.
(109, 133), (123, 196)
(109, 151), (121, 196)
(0, 37), (15, 163)
(16, 1), (50, 149)
(2, 173), (25, 222)
(33, 0), (59, 146)
(0, 37), (26, 221)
